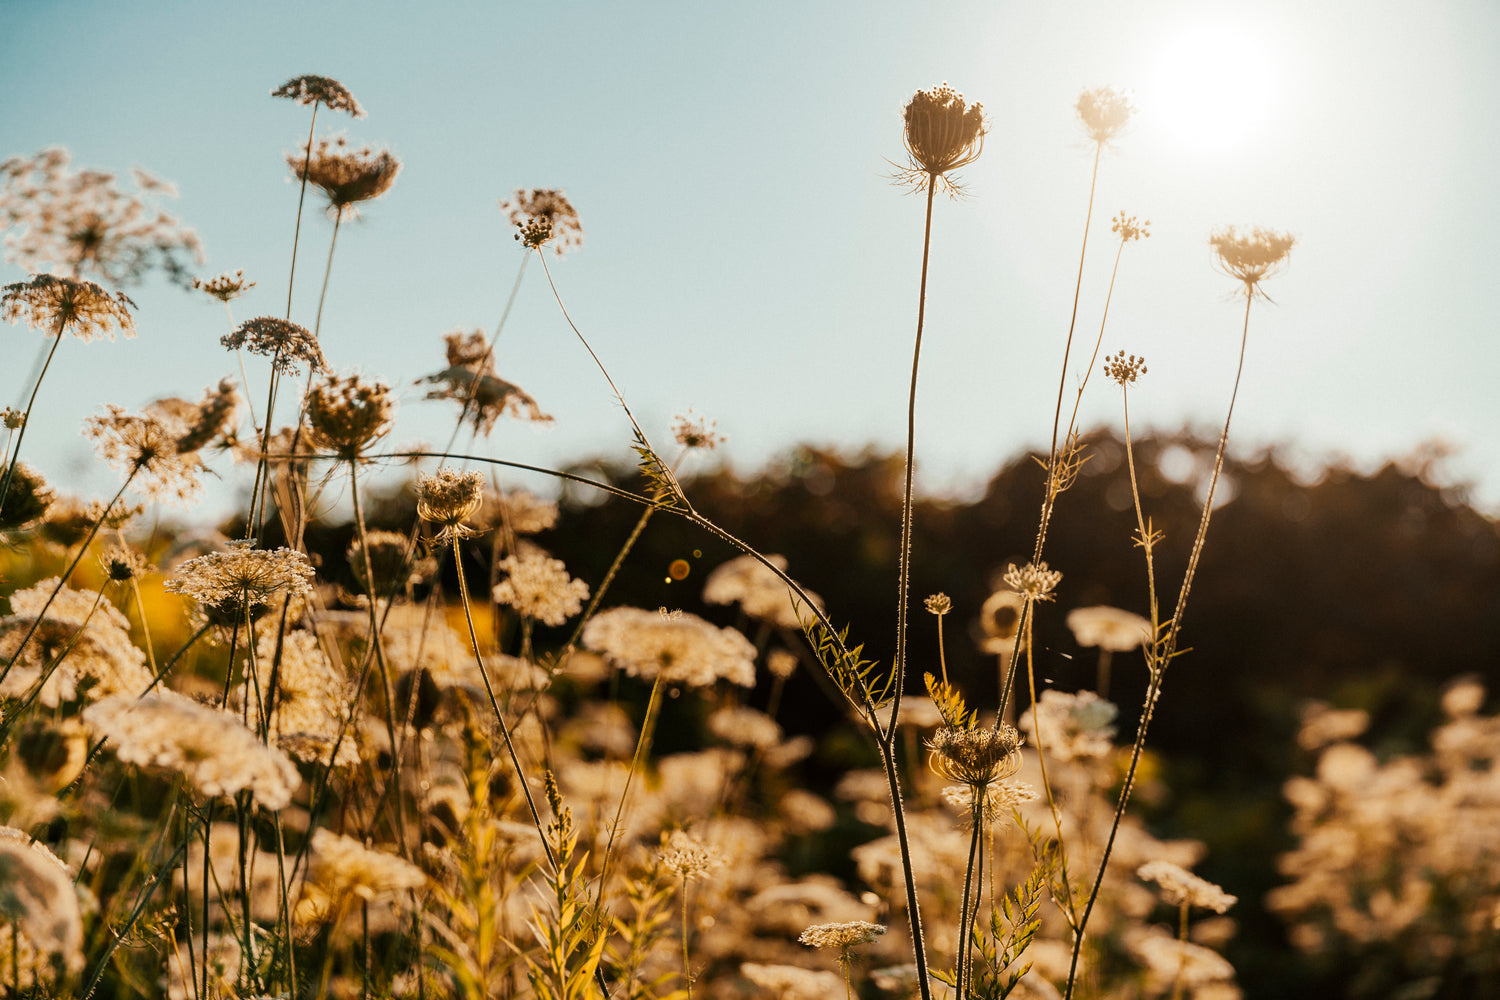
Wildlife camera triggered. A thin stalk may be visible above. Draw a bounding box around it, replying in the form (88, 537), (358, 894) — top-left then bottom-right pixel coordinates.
(245, 359), (282, 541)
(0, 321), (64, 513)
(1025, 615), (1079, 929)
(312, 213), (343, 343)
(443, 253), (531, 457)
(286, 104), (320, 320)
(1064, 294), (1257, 999)
(595, 672), (666, 904)
(957, 798), (984, 995)
(680, 880), (693, 1000)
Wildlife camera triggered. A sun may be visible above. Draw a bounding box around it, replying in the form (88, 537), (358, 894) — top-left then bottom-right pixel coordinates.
(1139, 19), (1284, 155)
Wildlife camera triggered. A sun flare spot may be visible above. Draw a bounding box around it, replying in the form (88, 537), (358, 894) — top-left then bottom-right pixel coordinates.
(1140, 19), (1284, 155)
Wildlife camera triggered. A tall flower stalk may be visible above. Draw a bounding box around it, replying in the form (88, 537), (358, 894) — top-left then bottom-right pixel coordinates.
(891, 81), (986, 1000)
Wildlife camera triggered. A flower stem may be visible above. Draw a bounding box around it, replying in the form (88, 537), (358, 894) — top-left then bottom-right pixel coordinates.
(0, 323), (64, 514)
(285, 104), (319, 320)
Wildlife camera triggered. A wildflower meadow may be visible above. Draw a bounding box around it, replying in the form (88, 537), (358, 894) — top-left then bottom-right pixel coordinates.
(1, 61), (1497, 1000)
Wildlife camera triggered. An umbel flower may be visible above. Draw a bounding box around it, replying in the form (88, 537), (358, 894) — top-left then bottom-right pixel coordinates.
(84, 690), (301, 809)
(1103, 350), (1148, 387)
(164, 543), (315, 626)
(582, 606), (757, 688)
(1076, 86), (1135, 145)
(491, 546), (590, 626)
(287, 136), (401, 220)
(927, 723), (1024, 787)
(83, 404), (207, 507)
(702, 552), (822, 630)
(0, 461), (53, 531)
(271, 74), (364, 118)
(1210, 225), (1296, 297)
(899, 82), (986, 193)
(419, 328), (552, 435)
(0, 147), (204, 287)
(192, 269), (256, 303)
(1004, 561), (1063, 603)
(416, 467), (485, 542)
(0, 827), (85, 989)
(0, 577), (152, 706)
(1066, 605), (1151, 652)
(305, 372), (395, 459)
(500, 188), (583, 255)
(2, 273), (136, 341)
(222, 315), (327, 374)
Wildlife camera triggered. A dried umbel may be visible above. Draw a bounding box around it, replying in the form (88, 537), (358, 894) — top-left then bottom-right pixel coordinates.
(1112, 211), (1150, 242)
(347, 529), (427, 596)
(300, 829), (425, 912)
(84, 691), (301, 808)
(164, 543), (315, 626)
(306, 372), (395, 459)
(1076, 86), (1135, 144)
(671, 409), (724, 450)
(1003, 561), (1063, 603)
(500, 188), (583, 255)
(147, 377), (241, 454)
(0, 461), (53, 530)
(83, 404), (206, 507)
(2, 272), (136, 341)
(416, 467), (485, 541)
(799, 919), (887, 950)
(99, 543), (147, 583)
(1210, 225), (1296, 296)
(1103, 350), (1148, 387)
(222, 315), (327, 374)
(1137, 860), (1238, 913)
(491, 547), (590, 626)
(288, 136), (401, 220)
(900, 82), (986, 191)
(420, 328), (552, 435)
(271, 74), (364, 117)
(0, 577), (152, 706)
(192, 269), (256, 302)
(0, 147), (203, 286)
(657, 829), (725, 881)
(927, 723), (1024, 786)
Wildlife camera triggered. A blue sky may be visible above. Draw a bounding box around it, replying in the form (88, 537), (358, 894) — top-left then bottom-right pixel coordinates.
(3, 0), (1498, 518)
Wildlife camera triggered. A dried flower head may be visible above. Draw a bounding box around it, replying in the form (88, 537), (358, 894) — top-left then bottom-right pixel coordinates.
(1112, 211), (1150, 241)
(1004, 561), (1062, 603)
(500, 188), (583, 255)
(222, 315), (327, 374)
(0, 828), (85, 988)
(164, 543), (315, 625)
(1076, 86), (1134, 145)
(0, 577), (152, 706)
(83, 404), (205, 507)
(148, 377), (241, 454)
(657, 829), (724, 881)
(941, 779), (1040, 824)
(100, 543), (147, 583)
(671, 409), (724, 450)
(271, 75), (365, 117)
(1066, 605), (1151, 652)
(306, 372), (395, 459)
(2, 407), (23, 429)
(927, 723), (1024, 786)
(583, 606), (757, 688)
(1103, 350), (1148, 387)
(702, 553), (822, 629)
(0, 148), (203, 286)
(347, 529), (427, 596)
(416, 467), (485, 542)
(798, 919), (887, 950)
(924, 592), (952, 616)
(1137, 860), (1238, 913)
(192, 269), (256, 302)
(900, 82), (986, 192)
(419, 327), (553, 434)
(84, 691), (301, 808)
(241, 629), (358, 766)
(288, 135), (401, 219)
(1210, 225), (1295, 296)
(0, 462), (53, 530)
(491, 547), (590, 626)
(2, 273), (136, 341)
(300, 829), (424, 919)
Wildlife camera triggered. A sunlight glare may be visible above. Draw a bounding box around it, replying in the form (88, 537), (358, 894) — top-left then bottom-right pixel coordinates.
(1140, 19), (1283, 155)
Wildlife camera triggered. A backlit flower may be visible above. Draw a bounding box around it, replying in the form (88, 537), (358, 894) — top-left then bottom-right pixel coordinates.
(2, 273), (136, 341)
(500, 188), (583, 255)
(491, 547), (589, 626)
(900, 82), (986, 192)
(222, 315), (327, 375)
(1210, 225), (1295, 297)
(583, 606), (756, 688)
(0, 827), (84, 988)
(416, 467), (485, 542)
(271, 75), (364, 117)
(1066, 605), (1151, 651)
(192, 269), (256, 302)
(702, 553), (821, 629)
(306, 372), (395, 459)
(927, 723), (1024, 786)
(164, 543), (315, 626)
(83, 404), (205, 507)
(419, 328), (552, 435)
(1076, 86), (1134, 145)
(1137, 860), (1238, 913)
(1004, 561), (1062, 603)
(288, 136), (400, 220)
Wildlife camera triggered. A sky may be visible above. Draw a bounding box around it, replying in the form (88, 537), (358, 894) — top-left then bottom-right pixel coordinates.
(3, 0), (1498, 520)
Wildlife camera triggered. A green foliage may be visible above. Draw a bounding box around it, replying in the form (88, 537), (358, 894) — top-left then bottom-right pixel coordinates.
(801, 615), (892, 724)
(606, 860), (690, 1000)
(969, 857), (1051, 1000)
(632, 430), (684, 511)
(925, 671), (977, 729)
(525, 773), (610, 1000)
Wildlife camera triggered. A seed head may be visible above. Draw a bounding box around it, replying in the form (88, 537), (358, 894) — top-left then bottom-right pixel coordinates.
(671, 409), (724, 450)
(0, 462), (53, 531)
(222, 316), (327, 375)
(927, 723), (1024, 786)
(2, 273), (136, 341)
(417, 467), (485, 541)
(100, 544), (147, 583)
(1003, 561), (1062, 603)
(288, 136), (400, 220)
(192, 269), (256, 303)
(420, 328), (553, 435)
(657, 829), (724, 881)
(83, 405), (205, 507)
(1112, 211), (1150, 242)
(306, 373), (395, 460)
(798, 920), (887, 951)
(1103, 350), (1148, 387)
(924, 593), (952, 616)
(1210, 225), (1295, 297)
(164, 543), (316, 626)
(1076, 87), (1134, 145)
(271, 75), (365, 117)
(500, 189), (583, 256)
(2, 408), (23, 430)
(900, 82), (986, 193)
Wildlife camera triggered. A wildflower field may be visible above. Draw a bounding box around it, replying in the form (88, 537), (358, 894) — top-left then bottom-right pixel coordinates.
(1, 66), (1498, 1000)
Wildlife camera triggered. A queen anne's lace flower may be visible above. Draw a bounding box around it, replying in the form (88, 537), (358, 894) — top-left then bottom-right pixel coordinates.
(1137, 860), (1238, 913)
(702, 553), (821, 629)
(583, 607), (756, 688)
(271, 75), (364, 117)
(0, 578), (151, 706)
(0, 827), (84, 989)
(165, 544), (315, 625)
(491, 548), (589, 626)
(2, 273), (136, 341)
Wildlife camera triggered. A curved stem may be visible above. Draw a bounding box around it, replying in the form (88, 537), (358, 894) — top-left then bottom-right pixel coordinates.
(595, 672), (665, 904)
(0, 325), (64, 513)
(1045, 142), (1103, 485)
(312, 213), (342, 343)
(444, 253), (531, 456)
